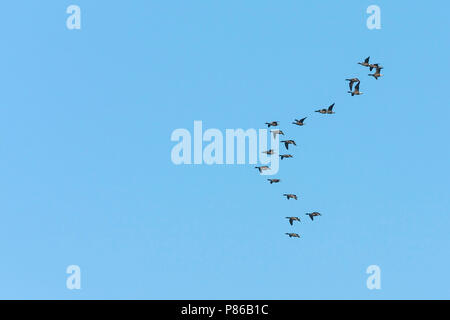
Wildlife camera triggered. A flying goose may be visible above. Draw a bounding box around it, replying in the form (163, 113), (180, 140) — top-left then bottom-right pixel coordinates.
(285, 233), (300, 238)
(283, 193), (298, 200)
(265, 121), (279, 127)
(358, 56), (371, 67)
(292, 117), (307, 126)
(348, 82), (363, 96)
(262, 149), (275, 155)
(369, 65), (383, 80)
(345, 78), (360, 91)
(281, 140), (296, 150)
(267, 179), (280, 184)
(286, 217), (301, 225)
(369, 63), (383, 71)
(280, 154), (293, 160)
(306, 212), (321, 221)
(271, 130), (284, 138)
(255, 166), (270, 173)
(315, 103), (335, 114)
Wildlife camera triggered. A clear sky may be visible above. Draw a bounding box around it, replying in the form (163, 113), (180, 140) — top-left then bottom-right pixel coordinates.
(0, 1), (449, 299)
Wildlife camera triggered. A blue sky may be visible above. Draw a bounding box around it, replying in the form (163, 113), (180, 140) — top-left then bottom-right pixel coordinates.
(0, 1), (449, 299)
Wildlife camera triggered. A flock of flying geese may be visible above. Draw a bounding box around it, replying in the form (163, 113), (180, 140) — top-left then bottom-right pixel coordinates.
(255, 56), (383, 239)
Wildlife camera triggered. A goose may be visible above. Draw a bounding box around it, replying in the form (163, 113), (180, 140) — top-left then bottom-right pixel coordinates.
(280, 154), (293, 160)
(358, 56), (371, 67)
(286, 217), (301, 225)
(345, 78), (360, 91)
(348, 82), (363, 96)
(283, 193), (298, 200)
(265, 121), (279, 127)
(306, 212), (321, 221)
(369, 65), (383, 80)
(281, 140), (296, 150)
(285, 233), (300, 238)
(255, 166), (270, 173)
(267, 179), (280, 184)
(262, 149), (275, 155)
(271, 130), (284, 138)
(369, 63), (383, 71)
(292, 117), (307, 126)
(315, 103), (335, 114)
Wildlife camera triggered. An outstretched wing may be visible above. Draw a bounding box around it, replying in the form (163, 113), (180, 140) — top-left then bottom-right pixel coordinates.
(355, 82), (360, 91)
(328, 103), (335, 111)
(364, 56), (370, 63)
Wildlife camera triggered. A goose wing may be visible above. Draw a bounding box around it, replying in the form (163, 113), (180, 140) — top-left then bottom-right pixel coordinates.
(348, 80), (354, 91)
